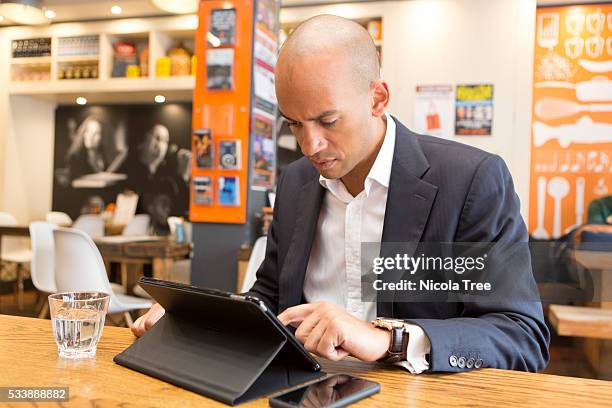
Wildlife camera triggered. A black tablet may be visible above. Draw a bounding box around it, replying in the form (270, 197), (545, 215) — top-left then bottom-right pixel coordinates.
(114, 277), (324, 405)
(137, 277), (321, 371)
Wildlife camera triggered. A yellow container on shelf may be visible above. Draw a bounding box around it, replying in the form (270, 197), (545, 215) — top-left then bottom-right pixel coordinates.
(126, 64), (141, 78)
(191, 55), (197, 76)
(156, 56), (171, 78)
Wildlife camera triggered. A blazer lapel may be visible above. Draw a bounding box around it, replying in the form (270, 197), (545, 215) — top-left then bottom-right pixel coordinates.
(377, 118), (439, 317)
(279, 178), (325, 312)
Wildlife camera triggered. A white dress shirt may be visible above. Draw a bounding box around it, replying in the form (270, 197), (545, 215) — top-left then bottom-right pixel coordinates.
(303, 112), (431, 374)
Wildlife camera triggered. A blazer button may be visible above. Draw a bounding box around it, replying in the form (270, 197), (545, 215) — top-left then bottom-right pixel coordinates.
(457, 356), (466, 368)
(466, 358), (475, 369)
(474, 358), (483, 369)
(449, 355), (458, 367)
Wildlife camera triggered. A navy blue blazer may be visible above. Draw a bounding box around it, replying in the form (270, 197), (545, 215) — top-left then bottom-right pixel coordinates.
(248, 117), (550, 373)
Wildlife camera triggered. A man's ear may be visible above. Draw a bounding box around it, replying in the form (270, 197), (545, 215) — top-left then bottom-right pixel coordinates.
(370, 80), (390, 117)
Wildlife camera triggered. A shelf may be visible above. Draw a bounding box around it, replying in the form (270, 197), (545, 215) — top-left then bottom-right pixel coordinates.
(56, 55), (100, 62)
(4, 15), (200, 104)
(10, 56), (52, 64)
(8, 76), (195, 104)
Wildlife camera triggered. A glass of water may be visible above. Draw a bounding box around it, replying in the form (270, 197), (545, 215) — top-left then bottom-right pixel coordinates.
(49, 292), (109, 359)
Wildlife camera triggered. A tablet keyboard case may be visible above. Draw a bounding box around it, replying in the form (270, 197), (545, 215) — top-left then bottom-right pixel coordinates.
(114, 282), (324, 405)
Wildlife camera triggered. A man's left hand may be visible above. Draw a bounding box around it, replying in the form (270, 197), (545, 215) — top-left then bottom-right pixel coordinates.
(277, 302), (390, 362)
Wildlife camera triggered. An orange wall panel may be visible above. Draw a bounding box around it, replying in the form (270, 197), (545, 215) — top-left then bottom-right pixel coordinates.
(530, 5), (612, 239)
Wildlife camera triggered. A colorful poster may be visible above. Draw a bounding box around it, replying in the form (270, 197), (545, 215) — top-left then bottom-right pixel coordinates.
(193, 176), (213, 205)
(206, 48), (234, 90)
(218, 175), (240, 206)
(193, 128), (213, 168)
(219, 140), (241, 169)
(256, 0), (278, 35)
(529, 5), (612, 239)
(413, 84), (454, 139)
(254, 60), (277, 105)
(455, 84), (494, 136)
(209, 8), (236, 46)
(252, 109), (275, 190)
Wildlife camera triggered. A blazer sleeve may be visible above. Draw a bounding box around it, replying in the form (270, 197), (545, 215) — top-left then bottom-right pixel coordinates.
(244, 172), (286, 314)
(409, 155), (550, 372)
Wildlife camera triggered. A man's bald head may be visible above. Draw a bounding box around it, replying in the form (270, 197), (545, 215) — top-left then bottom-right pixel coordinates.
(274, 15), (390, 187)
(277, 15), (380, 92)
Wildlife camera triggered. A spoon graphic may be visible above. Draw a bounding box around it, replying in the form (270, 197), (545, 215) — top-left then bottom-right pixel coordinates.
(532, 177), (549, 239)
(547, 177), (570, 238)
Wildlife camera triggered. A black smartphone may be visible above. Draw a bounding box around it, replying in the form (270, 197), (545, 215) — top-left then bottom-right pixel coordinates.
(269, 374), (380, 408)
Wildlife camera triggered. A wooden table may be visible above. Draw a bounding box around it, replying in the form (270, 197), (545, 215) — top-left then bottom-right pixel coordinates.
(572, 249), (612, 379)
(95, 238), (191, 285)
(0, 225), (30, 310)
(1, 314), (612, 407)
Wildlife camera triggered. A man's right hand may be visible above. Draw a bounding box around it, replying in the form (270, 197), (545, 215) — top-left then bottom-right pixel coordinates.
(131, 303), (165, 337)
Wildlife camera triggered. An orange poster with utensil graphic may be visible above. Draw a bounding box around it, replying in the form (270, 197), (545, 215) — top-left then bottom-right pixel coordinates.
(529, 5), (612, 239)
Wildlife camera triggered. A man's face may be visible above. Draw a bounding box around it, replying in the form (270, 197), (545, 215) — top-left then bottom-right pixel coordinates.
(83, 120), (102, 149)
(146, 125), (170, 162)
(276, 54), (375, 180)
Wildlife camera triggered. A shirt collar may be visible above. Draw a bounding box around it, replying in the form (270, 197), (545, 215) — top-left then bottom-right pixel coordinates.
(319, 112), (396, 199)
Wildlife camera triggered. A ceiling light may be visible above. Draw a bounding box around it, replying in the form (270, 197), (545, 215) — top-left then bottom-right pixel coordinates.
(76, 97), (87, 105)
(0, 0), (49, 25)
(154, 95), (166, 103)
(44, 9), (55, 19)
(151, 0), (198, 14)
(110, 5), (122, 15)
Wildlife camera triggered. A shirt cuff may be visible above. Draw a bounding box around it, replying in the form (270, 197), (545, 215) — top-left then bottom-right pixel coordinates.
(393, 323), (431, 374)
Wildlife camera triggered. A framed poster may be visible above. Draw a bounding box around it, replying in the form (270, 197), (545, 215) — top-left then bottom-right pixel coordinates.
(193, 128), (213, 169)
(209, 8), (236, 46)
(206, 48), (235, 91)
(455, 84), (494, 136)
(413, 84), (454, 139)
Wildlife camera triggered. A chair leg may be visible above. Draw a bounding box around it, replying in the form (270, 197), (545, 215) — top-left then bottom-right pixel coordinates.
(123, 312), (134, 327)
(120, 263), (129, 293)
(16, 264), (24, 312)
(38, 301), (49, 319)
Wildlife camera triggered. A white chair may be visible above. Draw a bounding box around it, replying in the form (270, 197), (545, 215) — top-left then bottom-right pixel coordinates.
(29, 222), (56, 317)
(240, 236), (267, 293)
(30, 221), (126, 318)
(122, 214), (151, 236)
(0, 212), (31, 310)
(45, 211), (72, 226)
(53, 227), (152, 326)
(72, 214), (104, 239)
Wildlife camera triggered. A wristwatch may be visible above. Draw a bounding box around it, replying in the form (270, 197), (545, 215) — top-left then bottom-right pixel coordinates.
(371, 318), (409, 363)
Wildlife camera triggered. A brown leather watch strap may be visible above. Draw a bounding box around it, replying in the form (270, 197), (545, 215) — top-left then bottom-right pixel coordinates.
(380, 326), (409, 363)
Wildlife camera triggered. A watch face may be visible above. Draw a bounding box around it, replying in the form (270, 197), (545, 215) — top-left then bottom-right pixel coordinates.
(374, 318), (406, 330)
(378, 318), (405, 328)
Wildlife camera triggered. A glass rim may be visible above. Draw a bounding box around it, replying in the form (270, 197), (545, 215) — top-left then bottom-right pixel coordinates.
(48, 291), (110, 302)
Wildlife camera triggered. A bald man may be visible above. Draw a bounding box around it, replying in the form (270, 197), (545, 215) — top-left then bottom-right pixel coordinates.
(133, 15), (549, 374)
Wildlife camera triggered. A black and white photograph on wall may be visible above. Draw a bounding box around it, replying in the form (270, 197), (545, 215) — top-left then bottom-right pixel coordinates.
(52, 103), (192, 234)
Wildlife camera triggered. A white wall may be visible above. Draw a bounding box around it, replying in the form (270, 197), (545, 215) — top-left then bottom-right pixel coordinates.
(282, 0), (537, 222)
(0, 0), (537, 223)
(2, 97), (56, 222)
(0, 15), (196, 223)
